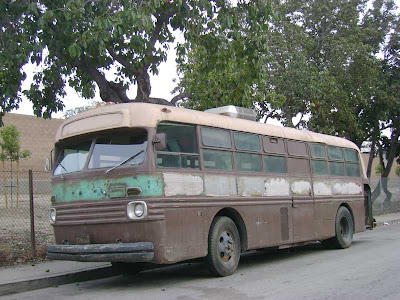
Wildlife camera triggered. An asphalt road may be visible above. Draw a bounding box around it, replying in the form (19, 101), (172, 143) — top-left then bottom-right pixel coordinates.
(4, 222), (400, 300)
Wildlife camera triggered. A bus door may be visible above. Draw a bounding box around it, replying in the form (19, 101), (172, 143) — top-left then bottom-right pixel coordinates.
(292, 193), (315, 242)
(286, 139), (315, 243)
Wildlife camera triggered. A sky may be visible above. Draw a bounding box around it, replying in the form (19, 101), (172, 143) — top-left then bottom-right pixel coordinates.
(11, 0), (400, 127)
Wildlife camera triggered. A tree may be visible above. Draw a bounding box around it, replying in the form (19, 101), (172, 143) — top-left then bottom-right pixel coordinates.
(0, 125), (31, 208)
(178, 0), (397, 141)
(176, 0), (281, 120)
(369, 13), (400, 208)
(63, 100), (101, 118)
(1, 0), (267, 123)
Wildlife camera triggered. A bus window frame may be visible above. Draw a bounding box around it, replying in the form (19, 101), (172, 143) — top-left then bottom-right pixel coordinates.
(232, 131), (264, 174)
(198, 126), (234, 172)
(154, 122), (200, 170)
(53, 127), (150, 176)
(286, 139), (311, 176)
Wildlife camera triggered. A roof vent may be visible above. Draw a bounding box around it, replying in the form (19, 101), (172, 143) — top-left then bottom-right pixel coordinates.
(204, 105), (257, 121)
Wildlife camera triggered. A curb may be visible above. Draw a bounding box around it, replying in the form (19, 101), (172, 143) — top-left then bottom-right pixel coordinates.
(0, 266), (114, 296)
(374, 217), (400, 227)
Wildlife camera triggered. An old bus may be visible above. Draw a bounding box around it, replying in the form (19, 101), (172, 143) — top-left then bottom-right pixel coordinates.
(47, 103), (373, 277)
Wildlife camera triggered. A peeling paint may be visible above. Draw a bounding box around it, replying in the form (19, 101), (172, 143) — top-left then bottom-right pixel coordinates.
(264, 178), (290, 196)
(163, 173), (204, 197)
(237, 177), (264, 196)
(291, 180), (311, 195)
(313, 181), (332, 196)
(204, 175), (237, 196)
(332, 181), (362, 195)
(52, 175), (163, 202)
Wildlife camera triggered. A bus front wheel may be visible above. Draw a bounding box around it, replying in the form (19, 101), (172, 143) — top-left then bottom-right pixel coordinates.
(323, 206), (354, 249)
(207, 216), (241, 277)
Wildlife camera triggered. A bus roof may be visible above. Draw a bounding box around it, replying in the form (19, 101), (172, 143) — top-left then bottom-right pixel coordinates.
(56, 103), (359, 151)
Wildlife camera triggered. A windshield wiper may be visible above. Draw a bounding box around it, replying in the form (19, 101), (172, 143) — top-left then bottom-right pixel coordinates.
(105, 150), (144, 174)
(59, 163), (67, 172)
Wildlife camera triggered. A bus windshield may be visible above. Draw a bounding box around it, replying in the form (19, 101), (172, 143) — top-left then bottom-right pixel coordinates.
(54, 131), (148, 175)
(53, 140), (92, 175)
(88, 134), (147, 170)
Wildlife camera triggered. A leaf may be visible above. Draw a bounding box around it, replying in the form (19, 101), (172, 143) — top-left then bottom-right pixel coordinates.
(68, 44), (78, 58)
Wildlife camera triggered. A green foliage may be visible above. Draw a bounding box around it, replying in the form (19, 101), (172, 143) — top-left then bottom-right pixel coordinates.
(176, 1), (277, 118)
(376, 164), (384, 176)
(177, 0), (398, 146)
(396, 166), (400, 177)
(1, 0), (244, 121)
(0, 125), (31, 162)
(63, 101), (101, 118)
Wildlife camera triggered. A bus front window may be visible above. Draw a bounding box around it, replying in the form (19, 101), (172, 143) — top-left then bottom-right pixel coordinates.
(88, 133), (148, 169)
(54, 141), (92, 176)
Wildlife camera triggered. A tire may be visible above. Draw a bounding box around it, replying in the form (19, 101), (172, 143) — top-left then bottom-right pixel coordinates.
(111, 262), (145, 275)
(324, 206), (354, 249)
(207, 216), (241, 277)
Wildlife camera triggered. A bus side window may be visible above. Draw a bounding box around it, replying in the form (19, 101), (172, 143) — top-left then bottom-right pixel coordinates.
(344, 148), (360, 177)
(329, 161), (345, 176)
(202, 149), (233, 171)
(311, 160), (328, 175)
(156, 122), (199, 169)
(309, 144), (328, 176)
(264, 155), (287, 173)
(201, 127), (232, 149)
(236, 153), (262, 172)
(234, 132), (261, 151)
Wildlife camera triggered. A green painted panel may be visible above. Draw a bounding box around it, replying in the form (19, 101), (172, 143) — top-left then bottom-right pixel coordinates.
(52, 175), (164, 203)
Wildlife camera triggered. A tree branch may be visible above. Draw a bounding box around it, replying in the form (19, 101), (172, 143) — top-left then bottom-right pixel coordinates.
(381, 130), (399, 178)
(170, 93), (192, 105)
(377, 142), (385, 170)
(107, 48), (140, 76)
(79, 59), (130, 103)
(143, 11), (173, 70)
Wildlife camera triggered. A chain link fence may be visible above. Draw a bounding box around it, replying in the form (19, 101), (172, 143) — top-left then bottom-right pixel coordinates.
(0, 170), (52, 266)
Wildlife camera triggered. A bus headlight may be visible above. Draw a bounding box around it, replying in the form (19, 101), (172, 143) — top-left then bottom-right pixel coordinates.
(127, 201), (147, 219)
(50, 208), (57, 224)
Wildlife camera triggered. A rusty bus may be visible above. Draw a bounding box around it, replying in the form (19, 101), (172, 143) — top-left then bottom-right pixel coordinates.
(47, 103), (373, 277)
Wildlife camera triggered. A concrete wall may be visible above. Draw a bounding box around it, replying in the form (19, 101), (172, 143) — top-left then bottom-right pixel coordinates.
(361, 154), (400, 214)
(1, 113), (63, 171)
(361, 154), (399, 180)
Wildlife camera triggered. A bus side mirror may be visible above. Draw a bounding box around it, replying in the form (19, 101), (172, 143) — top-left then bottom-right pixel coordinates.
(45, 149), (54, 172)
(154, 133), (167, 151)
(45, 157), (52, 172)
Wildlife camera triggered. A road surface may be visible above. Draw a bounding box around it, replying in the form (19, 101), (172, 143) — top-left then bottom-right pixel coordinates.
(4, 222), (400, 300)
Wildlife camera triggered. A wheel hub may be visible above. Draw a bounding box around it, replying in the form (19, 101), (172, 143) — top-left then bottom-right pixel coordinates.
(218, 230), (234, 263)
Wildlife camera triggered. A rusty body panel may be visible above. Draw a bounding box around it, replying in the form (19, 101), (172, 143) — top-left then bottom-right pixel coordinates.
(49, 103), (368, 266)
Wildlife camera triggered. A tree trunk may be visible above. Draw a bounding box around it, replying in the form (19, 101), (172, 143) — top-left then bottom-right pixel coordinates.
(2, 160), (7, 209)
(381, 176), (392, 211)
(366, 130), (377, 179)
(135, 71), (151, 102)
(371, 179), (381, 203)
(375, 130), (399, 209)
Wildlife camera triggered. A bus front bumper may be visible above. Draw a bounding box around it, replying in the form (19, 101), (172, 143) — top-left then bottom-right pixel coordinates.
(47, 242), (154, 263)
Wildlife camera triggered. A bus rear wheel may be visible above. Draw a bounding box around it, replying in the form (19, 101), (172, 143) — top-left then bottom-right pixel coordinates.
(323, 206), (354, 249)
(207, 216), (241, 277)
(111, 262), (145, 275)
